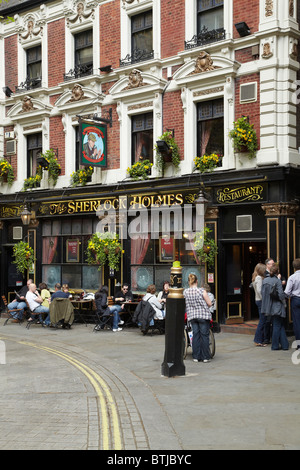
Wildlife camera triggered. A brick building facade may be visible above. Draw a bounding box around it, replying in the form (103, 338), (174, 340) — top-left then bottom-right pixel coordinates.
(0, 0), (300, 326)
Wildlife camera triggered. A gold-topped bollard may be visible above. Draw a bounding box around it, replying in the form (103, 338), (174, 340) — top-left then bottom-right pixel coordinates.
(161, 261), (186, 377)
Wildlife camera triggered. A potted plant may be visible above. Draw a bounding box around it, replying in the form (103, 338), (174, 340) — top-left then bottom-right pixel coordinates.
(39, 149), (61, 187)
(0, 159), (14, 186)
(155, 131), (180, 175)
(193, 153), (222, 173)
(70, 166), (94, 187)
(12, 241), (35, 276)
(127, 159), (153, 180)
(86, 232), (123, 271)
(229, 116), (258, 159)
(193, 227), (218, 269)
(22, 166), (43, 191)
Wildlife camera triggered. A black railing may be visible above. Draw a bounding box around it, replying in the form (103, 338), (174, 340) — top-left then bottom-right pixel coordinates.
(185, 27), (226, 50)
(15, 76), (42, 93)
(64, 64), (93, 81)
(120, 48), (154, 67)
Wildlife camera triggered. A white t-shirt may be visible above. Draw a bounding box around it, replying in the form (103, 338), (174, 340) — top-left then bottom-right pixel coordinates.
(26, 291), (41, 311)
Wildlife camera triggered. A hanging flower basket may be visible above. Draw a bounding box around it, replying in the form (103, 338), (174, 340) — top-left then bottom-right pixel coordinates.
(193, 153), (222, 173)
(39, 149), (61, 187)
(0, 159), (15, 186)
(127, 159), (153, 180)
(154, 131), (180, 175)
(229, 116), (258, 159)
(193, 228), (218, 269)
(70, 166), (94, 187)
(86, 232), (123, 271)
(12, 241), (35, 276)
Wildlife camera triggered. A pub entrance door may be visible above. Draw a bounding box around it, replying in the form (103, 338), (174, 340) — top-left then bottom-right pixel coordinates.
(225, 242), (267, 322)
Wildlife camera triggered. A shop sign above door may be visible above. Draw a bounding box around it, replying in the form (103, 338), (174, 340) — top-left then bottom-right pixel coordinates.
(215, 183), (266, 204)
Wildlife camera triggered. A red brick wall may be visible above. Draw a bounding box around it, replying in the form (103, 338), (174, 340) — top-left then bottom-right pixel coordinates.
(161, 0), (185, 59)
(48, 19), (65, 88)
(163, 90), (184, 160)
(5, 35), (18, 91)
(233, 0), (259, 39)
(235, 46), (258, 63)
(235, 73), (260, 149)
(100, 1), (120, 70)
(49, 117), (65, 174)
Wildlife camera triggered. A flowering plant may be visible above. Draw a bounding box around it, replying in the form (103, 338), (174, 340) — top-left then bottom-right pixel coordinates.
(42, 149), (61, 186)
(86, 232), (123, 271)
(229, 116), (258, 159)
(0, 159), (14, 186)
(23, 173), (42, 191)
(127, 159), (153, 180)
(12, 241), (35, 275)
(193, 228), (218, 269)
(70, 166), (94, 187)
(193, 153), (221, 173)
(155, 131), (180, 174)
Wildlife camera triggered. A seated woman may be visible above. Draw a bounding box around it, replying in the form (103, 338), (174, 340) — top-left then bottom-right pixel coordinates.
(94, 286), (123, 332)
(157, 281), (170, 316)
(143, 284), (164, 320)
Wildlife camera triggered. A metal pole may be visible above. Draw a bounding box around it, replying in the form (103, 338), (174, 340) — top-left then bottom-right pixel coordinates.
(161, 262), (186, 377)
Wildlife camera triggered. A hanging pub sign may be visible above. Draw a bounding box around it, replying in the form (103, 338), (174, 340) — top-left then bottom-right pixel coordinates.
(80, 119), (107, 168)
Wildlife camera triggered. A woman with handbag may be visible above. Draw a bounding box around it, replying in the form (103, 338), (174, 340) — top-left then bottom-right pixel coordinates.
(261, 264), (289, 350)
(95, 286), (122, 332)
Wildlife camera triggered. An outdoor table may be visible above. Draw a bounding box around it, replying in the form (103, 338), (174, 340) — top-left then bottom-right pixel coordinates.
(71, 299), (94, 326)
(121, 301), (139, 326)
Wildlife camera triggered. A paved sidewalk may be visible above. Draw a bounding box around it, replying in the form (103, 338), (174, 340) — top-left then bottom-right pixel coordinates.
(0, 321), (299, 450)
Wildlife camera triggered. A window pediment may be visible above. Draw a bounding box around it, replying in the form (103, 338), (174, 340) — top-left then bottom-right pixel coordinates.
(7, 96), (52, 122)
(110, 69), (167, 100)
(54, 84), (104, 112)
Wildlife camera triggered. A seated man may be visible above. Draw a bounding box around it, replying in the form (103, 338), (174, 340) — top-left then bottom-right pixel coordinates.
(26, 283), (49, 324)
(112, 283), (133, 325)
(7, 279), (33, 322)
(51, 283), (70, 301)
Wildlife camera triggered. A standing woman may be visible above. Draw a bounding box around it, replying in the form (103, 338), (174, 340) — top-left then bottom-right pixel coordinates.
(184, 274), (212, 362)
(261, 264), (289, 350)
(252, 263), (267, 346)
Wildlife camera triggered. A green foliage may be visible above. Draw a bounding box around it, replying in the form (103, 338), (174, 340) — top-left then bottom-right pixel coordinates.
(0, 159), (14, 185)
(154, 131), (180, 175)
(127, 159), (153, 180)
(12, 241), (35, 276)
(70, 166), (94, 187)
(193, 153), (221, 173)
(86, 232), (123, 271)
(193, 228), (218, 269)
(229, 116), (258, 159)
(42, 149), (61, 186)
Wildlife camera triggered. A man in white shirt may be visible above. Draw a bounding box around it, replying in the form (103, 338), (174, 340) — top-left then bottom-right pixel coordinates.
(285, 258), (300, 349)
(26, 283), (49, 324)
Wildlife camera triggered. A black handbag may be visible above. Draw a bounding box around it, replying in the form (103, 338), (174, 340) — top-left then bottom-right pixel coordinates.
(270, 282), (279, 300)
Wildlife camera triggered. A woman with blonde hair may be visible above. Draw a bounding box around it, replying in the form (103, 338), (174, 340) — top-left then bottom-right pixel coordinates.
(184, 273), (212, 362)
(252, 263), (267, 346)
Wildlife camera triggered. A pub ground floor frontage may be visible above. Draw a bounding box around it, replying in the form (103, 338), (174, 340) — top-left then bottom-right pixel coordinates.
(0, 165), (299, 330)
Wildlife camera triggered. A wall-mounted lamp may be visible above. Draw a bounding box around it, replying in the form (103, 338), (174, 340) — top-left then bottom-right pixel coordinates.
(2, 86), (13, 97)
(20, 204), (32, 226)
(235, 22), (251, 37)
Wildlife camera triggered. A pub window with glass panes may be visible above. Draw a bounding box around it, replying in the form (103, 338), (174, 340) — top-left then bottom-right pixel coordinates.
(132, 113), (153, 164)
(27, 133), (42, 178)
(131, 10), (153, 63)
(197, 98), (224, 157)
(74, 29), (93, 76)
(27, 45), (42, 88)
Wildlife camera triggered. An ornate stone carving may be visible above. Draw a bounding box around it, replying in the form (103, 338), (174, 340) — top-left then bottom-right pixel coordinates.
(262, 202), (299, 217)
(265, 0), (273, 17)
(189, 51), (218, 75)
(262, 42), (273, 59)
(68, 84), (85, 102)
(124, 69), (147, 90)
(67, 1), (94, 25)
(21, 96), (35, 113)
(20, 17), (43, 41)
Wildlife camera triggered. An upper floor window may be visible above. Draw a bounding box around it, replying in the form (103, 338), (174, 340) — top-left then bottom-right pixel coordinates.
(185, 0), (225, 49)
(16, 45), (42, 92)
(75, 29), (93, 76)
(27, 132), (42, 178)
(120, 10), (153, 66)
(197, 98), (224, 157)
(132, 113), (153, 165)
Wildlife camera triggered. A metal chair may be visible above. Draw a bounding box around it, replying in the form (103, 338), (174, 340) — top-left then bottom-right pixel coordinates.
(26, 300), (45, 330)
(1, 295), (23, 326)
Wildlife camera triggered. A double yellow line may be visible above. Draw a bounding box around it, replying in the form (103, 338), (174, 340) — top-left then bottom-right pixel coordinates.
(1, 338), (122, 450)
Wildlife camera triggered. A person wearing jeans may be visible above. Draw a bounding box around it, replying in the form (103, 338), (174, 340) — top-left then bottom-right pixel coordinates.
(252, 263), (268, 346)
(184, 273), (212, 363)
(7, 279), (33, 321)
(26, 283), (49, 324)
(285, 258), (300, 350)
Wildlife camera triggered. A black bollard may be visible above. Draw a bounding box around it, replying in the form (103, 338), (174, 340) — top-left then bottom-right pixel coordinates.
(161, 262), (186, 377)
